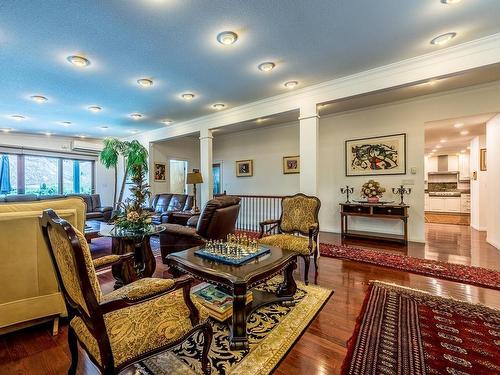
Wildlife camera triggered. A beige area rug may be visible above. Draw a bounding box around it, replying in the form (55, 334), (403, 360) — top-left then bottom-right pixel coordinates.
(425, 212), (470, 225)
(134, 277), (332, 375)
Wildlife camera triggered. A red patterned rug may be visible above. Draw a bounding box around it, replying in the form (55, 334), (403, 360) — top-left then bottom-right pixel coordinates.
(342, 281), (500, 375)
(320, 243), (500, 290)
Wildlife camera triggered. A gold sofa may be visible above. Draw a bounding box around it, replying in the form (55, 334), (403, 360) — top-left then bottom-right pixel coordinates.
(0, 197), (86, 334)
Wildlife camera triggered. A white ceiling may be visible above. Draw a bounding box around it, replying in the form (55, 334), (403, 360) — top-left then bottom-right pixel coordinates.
(1, 0), (500, 138)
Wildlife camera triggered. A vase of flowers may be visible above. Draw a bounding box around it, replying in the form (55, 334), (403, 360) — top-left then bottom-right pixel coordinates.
(113, 163), (152, 234)
(361, 179), (386, 203)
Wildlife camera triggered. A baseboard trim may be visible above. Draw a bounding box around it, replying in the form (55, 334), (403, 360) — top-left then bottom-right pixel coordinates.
(486, 237), (500, 250)
(471, 224), (487, 231)
(320, 228), (425, 244)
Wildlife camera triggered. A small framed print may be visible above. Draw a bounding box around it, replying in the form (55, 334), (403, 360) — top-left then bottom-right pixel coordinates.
(154, 162), (166, 182)
(236, 160), (253, 177)
(480, 148), (487, 171)
(283, 155), (300, 174)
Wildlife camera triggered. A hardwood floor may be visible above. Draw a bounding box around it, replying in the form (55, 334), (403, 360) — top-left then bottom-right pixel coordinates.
(1, 223), (499, 375)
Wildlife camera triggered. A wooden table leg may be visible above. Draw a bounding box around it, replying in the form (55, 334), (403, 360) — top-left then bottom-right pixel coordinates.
(230, 284), (248, 350)
(277, 258), (297, 300)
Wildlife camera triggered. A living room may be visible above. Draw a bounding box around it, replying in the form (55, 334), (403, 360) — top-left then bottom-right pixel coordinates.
(1, 1), (499, 375)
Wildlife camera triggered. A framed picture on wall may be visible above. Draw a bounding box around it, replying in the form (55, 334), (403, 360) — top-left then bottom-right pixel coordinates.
(236, 160), (253, 177)
(283, 155), (300, 174)
(154, 162), (167, 182)
(345, 133), (406, 176)
(480, 148), (487, 171)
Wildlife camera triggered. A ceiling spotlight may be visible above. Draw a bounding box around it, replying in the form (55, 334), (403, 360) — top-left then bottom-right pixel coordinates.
(256, 118), (268, 123)
(440, 139), (447, 143)
(430, 32), (457, 46)
(99, 126), (109, 130)
(432, 149), (437, 152)
(137, 78), (153, 87)
(78, 134), (86, 138)
(67, 55), (90, 67)
(181, 93), (195, 101)
(435, 145), (442, 149)
(0, 128), (12, 133)
(44, 132), (53, 136)
(129, 113), (143, 119)
(460, 130), (469, 135)
(441, 0), (461, 4)
(258, 62), (275, 72)
(466, 146), (471, 150)
(88, 105), (102, 112)
(453, 123), (464, 128)
(60, 121), (72, 127)
(217, 31), (238, 45)
(212, 103), (226, 110)
(129, 129), (139, 134)
(460, 149), (466, 153)
(284, 80), (298, 89)
(10, 114), (26, 121)
(161, 119), (173, 125)
(30, 95), (48, 103)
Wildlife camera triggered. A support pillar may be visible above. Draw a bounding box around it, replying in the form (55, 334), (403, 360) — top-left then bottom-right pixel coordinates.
(199, 128), (213, 207)
(299, 103), (320, 195)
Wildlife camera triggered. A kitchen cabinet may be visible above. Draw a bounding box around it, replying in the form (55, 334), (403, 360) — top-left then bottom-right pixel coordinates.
(427, 156), (438, 174)
(428, 197), (461, 213)
(424, 193), (429, 211)
(459, 154), (470, 180)
(447, 155), (459, 171)
(460, 194), (470, 213)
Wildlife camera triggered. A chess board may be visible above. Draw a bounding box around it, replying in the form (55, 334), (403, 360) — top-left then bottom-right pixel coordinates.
(194, 244), (271, 265)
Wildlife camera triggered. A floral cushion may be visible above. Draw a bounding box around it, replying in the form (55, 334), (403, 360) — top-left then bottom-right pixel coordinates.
(70, 289), (209, 367)
(259, 234), (315, 255)
(92, 254), (121, 269)
(102, 278), (175, 302)
(280, 195), (319, 234)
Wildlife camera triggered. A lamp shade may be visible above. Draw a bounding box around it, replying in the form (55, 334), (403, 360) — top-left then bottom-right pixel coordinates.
(186, 171), (203, 184)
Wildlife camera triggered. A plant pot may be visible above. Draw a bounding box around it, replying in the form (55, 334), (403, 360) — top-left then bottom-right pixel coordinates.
(367, 196), (379, 203)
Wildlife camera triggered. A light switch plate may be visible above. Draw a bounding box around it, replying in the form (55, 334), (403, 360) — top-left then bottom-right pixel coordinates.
(410, 167), (417, 174)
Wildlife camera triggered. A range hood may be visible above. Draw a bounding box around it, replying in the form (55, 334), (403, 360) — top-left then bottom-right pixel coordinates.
(428, 155), (459, 174)
(428, 171), (459, 175)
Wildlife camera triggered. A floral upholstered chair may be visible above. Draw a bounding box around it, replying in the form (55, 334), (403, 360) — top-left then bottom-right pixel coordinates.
(258, 193), (321, 285)
(40, 209), (212, 375)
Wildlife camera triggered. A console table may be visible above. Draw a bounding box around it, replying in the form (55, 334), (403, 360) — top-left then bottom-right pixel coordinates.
(340, 203), (409, 244)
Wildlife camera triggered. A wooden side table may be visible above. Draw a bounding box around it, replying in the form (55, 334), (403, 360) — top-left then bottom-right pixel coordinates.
(340, 203), (409, 244)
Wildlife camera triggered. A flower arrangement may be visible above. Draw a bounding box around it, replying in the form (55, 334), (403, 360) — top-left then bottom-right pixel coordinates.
(361, 179), (386, 203)
(113, 163), (152, 233)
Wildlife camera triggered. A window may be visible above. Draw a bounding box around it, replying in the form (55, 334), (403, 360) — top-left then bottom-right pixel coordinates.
(213, 163), (221, 195)
(169, 159), (188, 194)
(0, 152), (94, 196)
(0, 154), (17, 195)
(25, 156), (59, 195)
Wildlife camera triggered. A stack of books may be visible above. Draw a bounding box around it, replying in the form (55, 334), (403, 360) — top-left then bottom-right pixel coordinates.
(191, 283), (253, 322)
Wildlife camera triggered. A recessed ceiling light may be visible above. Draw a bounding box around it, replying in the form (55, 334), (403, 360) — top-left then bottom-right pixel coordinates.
(440, 139), (447, 143)
(128, 129), (139, 134)
(436, 145), (442, 149)
(181, 93), (195, 101)
(60, 121), (72, 127)
(460, 149), (466, 153)
(137, 78), (153, 87)
(161, 119), (173, 125)
(430, 32), (457, 46)
(78, 134), (86, 138)
(0, 128), (12, 133)
(10, 114), (26, 121)
(460, 130), (469, 135)
(453, 123), (464, 128)
(256, 118), (268, 123)
(212, 103), (226, 110)
(99, 126), (109, 130)
(284, 80), (298, 89)
(258, 62), (275, 72)
(30, 95), (48, 103)
(466, 146), (471, 150)
(129, 113), (143, 119)
(432, 149), (437, 152)
(441, 0), (461, 4)
(44, 132), (53, 136)
(67, 55), (90, 67)
(88, 105), (102, 112)
(217, 31), (238, 45)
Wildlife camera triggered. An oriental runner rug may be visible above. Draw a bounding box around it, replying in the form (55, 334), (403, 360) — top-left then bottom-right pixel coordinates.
(342, 281), (500, 375)
(134, 277), (332, 375)
(320, 244), (500, 290)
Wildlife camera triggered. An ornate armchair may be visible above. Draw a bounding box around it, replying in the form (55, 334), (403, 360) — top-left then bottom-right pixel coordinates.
(40, 209), (212, 375)
(258, 193), (321, 285)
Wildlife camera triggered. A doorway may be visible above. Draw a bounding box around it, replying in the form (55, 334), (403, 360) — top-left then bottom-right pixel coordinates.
(213, 163), (222, 195)
(169, 159), (188, 194)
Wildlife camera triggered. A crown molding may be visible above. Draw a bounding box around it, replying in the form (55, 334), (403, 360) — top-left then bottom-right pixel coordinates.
(130, 33), (500, 144)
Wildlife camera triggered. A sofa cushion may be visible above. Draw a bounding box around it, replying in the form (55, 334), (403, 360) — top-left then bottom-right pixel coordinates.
(86, 212), (103, 220)
(167, 194), (187, 212)
(154, 194), (172, 213)
(196, 196), (240, 239)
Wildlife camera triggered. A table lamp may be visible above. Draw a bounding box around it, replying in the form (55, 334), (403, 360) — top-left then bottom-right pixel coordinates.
(186, 170), (203, 213)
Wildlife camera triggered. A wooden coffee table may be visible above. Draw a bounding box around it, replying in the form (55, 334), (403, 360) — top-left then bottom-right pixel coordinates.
(165, 246), (298, 350)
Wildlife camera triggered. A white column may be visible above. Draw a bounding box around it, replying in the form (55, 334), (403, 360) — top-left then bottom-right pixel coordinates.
(299, 102), (320, 195)
(199, 127), (213, 207)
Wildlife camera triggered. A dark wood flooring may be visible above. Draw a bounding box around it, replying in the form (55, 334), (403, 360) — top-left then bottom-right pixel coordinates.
(1, 223), (499, 375)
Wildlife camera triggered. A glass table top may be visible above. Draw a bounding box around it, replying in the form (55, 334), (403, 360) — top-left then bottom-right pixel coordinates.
(99, 224), (165, 239)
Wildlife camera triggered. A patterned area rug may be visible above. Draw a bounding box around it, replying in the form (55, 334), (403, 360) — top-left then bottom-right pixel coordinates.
(135, 277), (332, 375)
(342, 281), (500, 375)
(320, 244), (500, 290)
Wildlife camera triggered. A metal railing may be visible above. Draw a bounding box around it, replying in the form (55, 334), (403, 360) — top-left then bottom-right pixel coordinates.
(229, 194), (284, 233)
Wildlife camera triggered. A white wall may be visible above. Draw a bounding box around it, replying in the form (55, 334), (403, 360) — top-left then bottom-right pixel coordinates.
(213, 122), (300, 195)
(149, 136), (200, 198)
(0, 132), (114, 205)
(486, 114), (500, 249)
(470, 136), (487, 231)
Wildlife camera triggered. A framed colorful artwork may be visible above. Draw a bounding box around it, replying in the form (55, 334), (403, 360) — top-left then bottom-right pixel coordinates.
(480, 148), (487, 171)
(283, 155), (300, 174)
(345, 133), (406, 176)
(236, 160), (253, 177)
(154, 162), (167, 182)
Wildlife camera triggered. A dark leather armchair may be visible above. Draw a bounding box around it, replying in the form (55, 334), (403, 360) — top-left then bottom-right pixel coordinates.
(147, 193), (194, 225)
(159, 195), (241, 261)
